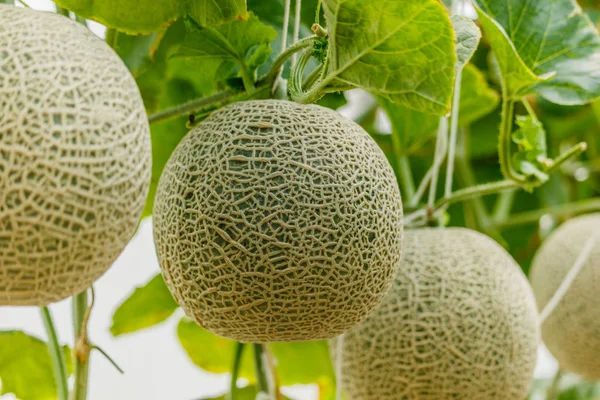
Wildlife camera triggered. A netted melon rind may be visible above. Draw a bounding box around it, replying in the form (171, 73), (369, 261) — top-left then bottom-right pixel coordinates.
(0, 6), (151, 306)
(530, 213), (600, 380)
(153, 99), (403, 343)
(333, 228), (539, 400)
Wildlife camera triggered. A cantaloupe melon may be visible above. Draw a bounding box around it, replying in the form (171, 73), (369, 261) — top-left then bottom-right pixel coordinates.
(0, 5), (151, 306)
(153, 99), (403, 343)
(333, 228), (539, 399)
(530, 213), (600, 380)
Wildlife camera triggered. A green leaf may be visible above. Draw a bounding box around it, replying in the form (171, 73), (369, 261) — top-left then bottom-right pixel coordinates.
(0, 331), (72, 400)
(270, 341), (334, 386)
(459, 64), (500, 127)
(176, 318), (334, 386)
(451, 15), (481, 71)
(177, 318), (255, 379)
(110, 31), (159, 77)
(111, 274), (179, 336)
(511, 115), (550, 181)
(321, 0), (456, 114)
(173, 14), (277, 87)
(379, 64), (499, 156)
(475, 0), (600, 105)
(201, 385), (294, 400)
(474, 4), (546, 99)
(378, 98), (439, 156)
(53, 0), (247, 34)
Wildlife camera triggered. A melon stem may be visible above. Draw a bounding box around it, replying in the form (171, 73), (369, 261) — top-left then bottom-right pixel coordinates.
(40, 306), (69, 400)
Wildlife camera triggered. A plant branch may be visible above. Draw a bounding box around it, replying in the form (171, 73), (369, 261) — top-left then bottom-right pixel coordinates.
(546, 142), (587, 174)
(264, 36), (315, 85)
(492, 189), (516, 223)
(147, 89), (241, 124)
(71, 289), (93, 400)
(55, 6), (70, 17)
(272, 0), (291, 93)
(546, 369), (563, 400)
(92, 345), (124, 374)
(428, 117), (449, 208)
(445, 67), (463, 198)
(494, 198), (600, 229)
(499, 98), (527, 185)
(434, 180), (518, 211)
(291, 0), (302, 66)
(228, 343), (245, 400)
(335, 334), (344, 400)
(397, 155), (416, 202)
(263, 345), (282, 400)
(40, 307), (69, 400)
(253, 344), (270, 397)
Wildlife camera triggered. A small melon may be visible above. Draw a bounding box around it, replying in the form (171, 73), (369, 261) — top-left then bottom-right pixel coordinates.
(333, 228), (539, 400)
(153, 99), (403, 343)
(0, 6), (151, 306)
(530, 213), (600, 380)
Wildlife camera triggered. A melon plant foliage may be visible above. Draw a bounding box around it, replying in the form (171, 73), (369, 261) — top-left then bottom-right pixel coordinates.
(0, 0), (600, 400)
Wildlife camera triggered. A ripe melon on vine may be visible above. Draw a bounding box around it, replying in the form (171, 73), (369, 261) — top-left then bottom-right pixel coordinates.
(530, 213), (600, 380)
(153, 99), (403, 343)
(333, 228), (539, 400)
(0, 6), (151, 306)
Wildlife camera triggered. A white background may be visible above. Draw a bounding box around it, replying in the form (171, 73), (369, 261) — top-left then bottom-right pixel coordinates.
(0, 2), (558, 399)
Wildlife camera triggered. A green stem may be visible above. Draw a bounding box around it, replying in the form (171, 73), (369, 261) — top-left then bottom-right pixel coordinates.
(263, 37), (316, 84)
(228, 343), (246, 400)
(55, 6), (70, 17)
(546, 369), (563, 400)
(494, 198), (600, 229)
(445, 66), (463, 198)
(499, 98), (527, 185)
(105, 28), (118, 50)
(253, 344), (270, 396)
(40, 307), (69, 400)
(547, 142), (587, 173)
(434, 180), (518, 210)
(521, 97), (538, 120)
(239, 62), (256, 94)
(397, 155), (416, 202)
(147, 89), (241, 124)
(492, 189), (516, 222)
(71, 292), (90, 400)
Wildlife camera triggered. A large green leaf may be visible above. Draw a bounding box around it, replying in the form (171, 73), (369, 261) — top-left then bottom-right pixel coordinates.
(0, 331), (72, 400)
(177, 319), (334, 386)
(111, 274), (179, 336)
(53, 0), (247, 34)
(379, 64), (499, 156)
(173, 14), (277, 86)
(474, 4), (546, 99)
(321, 0), (456, 114)
(475, 0), (600, 105)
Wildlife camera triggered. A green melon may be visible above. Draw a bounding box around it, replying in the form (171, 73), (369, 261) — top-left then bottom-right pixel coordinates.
(334, 228), (539, 399)
(0, 5), (151, 306)
(153, 99), (403, 343)
(530, 213), (600, 380)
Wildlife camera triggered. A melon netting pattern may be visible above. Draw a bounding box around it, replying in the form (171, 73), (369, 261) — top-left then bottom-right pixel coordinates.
(153, 100), (404, 343)
(0, 5), (151, 305)
(333, 228), (539, 400)
(530, 213), (600, 380)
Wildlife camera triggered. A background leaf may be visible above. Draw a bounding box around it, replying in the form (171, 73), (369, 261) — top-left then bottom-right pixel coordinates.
(176, 319), (334, 387)
(0, 331), (72, 400)
(321, 0), (456, 114)
(111, 274), (179, 336)
(451, 15), (481, 70)
(474, 4), (545, 98)
(53, 0), (247, 34)
(475, 0), (600, 105)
